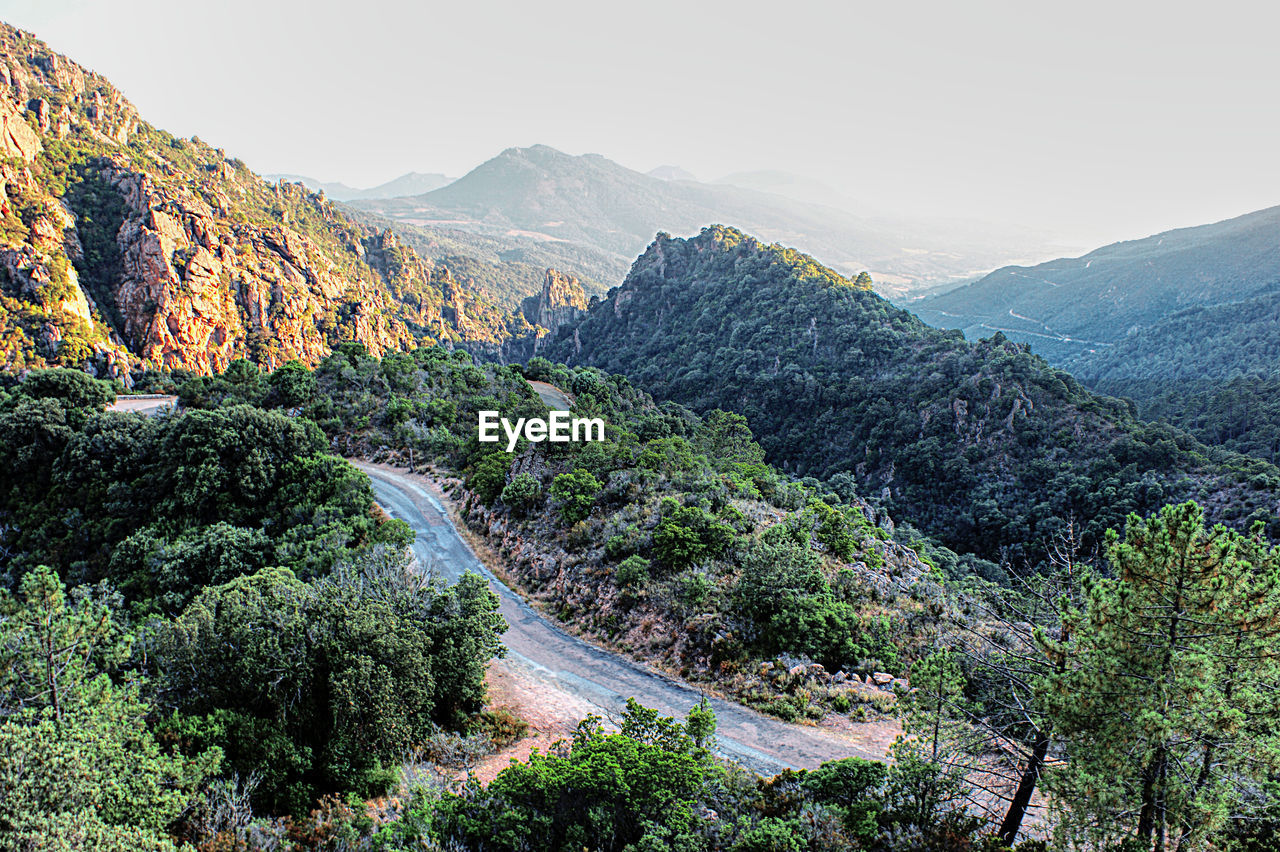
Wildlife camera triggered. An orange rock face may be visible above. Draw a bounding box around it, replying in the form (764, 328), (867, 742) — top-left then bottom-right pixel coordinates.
(0, 22), (512, 379)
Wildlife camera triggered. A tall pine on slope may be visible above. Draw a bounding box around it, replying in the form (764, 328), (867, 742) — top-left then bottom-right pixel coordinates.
(1040, 503), (1280, 849)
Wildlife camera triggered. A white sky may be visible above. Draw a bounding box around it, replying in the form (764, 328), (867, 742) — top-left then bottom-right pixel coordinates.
(4, 0), (1279, 246)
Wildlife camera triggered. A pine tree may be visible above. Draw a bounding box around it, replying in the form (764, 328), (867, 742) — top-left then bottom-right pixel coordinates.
(884, 650), (984, 842)
(1040, 502), (1280, 850)
(958, 520), (1088, 843)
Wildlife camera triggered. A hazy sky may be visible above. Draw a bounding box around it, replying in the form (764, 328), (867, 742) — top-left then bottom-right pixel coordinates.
(4, 0), (1279, 246)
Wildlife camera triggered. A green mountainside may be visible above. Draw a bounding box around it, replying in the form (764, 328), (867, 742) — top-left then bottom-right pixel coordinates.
(1061, 290), (1280, 464)
(1066, 288), (1280, 384)
(913, 205), (1280, 362)
(543, 226), (1279, 563)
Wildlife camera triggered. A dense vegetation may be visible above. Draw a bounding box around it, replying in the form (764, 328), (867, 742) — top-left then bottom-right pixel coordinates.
(543, 226), (1280, 565)
(7, 354), (1280, 849)
(0, 368), (407, 612)
(182, 346), (949, 720)
(1065, 289), (1280, 385)
(0, 367), (507, 846)
(1057, 291), (1280, 465)
(1088, 374), (1280, 466)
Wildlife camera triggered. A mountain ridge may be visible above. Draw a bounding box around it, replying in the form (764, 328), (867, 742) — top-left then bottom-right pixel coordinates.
(356, 144), (1062, 295)
(0, 21), (515, 380)
(541, 225), (1279, 562)
(914, 204), (1280, 362)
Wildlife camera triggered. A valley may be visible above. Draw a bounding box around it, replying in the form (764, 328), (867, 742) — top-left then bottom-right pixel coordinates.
(2, 9), (1280, 851)
(914, 205), (1280, 363)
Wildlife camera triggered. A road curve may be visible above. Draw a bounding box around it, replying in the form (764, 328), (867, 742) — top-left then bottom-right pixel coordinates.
(355, 461), (892, 776)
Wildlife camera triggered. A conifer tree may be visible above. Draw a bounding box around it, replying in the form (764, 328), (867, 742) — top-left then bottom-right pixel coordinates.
(1040, 502), (1280, 850)
(884, 650), (983, 841)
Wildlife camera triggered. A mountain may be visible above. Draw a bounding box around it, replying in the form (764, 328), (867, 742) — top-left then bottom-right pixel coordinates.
(541, 225), (1278, 563)
(647, 164), (698, 181)
(0, 23), (511, 380)
(356, 145), (1060, 295)
(348, 208), (618, 311)
(914, 205), (1280, 363)
(1059, 291), (1280, 466)
(1066, 289), (1280, 385)
(266, 171), (455, 201)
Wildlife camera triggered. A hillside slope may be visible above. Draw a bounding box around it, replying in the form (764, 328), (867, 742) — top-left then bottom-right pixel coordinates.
(1064, 291), (1280, 466)
(0, 23), (514, 380)
(543, 226), (1279, 563)
(914, 205), (1280, 362)
(1065, 288), (1280, 384)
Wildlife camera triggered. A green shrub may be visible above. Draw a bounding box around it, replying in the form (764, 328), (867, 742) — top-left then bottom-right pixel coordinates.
(468, 453), (511, 505)
(616, 555), (651, 591)
(549, 468), (600, 524)
(501, 472), (542, 516)
(652, 503), (734, 572)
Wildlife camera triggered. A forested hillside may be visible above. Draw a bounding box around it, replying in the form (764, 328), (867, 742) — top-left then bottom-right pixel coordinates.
(544, 226), (1280, 564)
(0, 366), (508, 844)
(914, 204), (1280, 361)
(1054, 291), (1280, 465)
(183, 346), (950, 720)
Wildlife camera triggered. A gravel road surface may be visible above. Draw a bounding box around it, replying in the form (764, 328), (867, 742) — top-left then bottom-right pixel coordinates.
(356, 462), (896, 776)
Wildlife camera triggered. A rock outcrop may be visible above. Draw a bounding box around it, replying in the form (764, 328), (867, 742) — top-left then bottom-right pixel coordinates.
(0, 95), (39, 161)
(0, 22), (511, 379)
(489, 268), (589, 362)
(520, 268), (588, 335)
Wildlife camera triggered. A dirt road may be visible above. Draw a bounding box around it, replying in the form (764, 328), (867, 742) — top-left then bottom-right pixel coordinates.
(108, 395), (177, 416)
(356, 462), (897, 777)
(527, 380), (573, 409)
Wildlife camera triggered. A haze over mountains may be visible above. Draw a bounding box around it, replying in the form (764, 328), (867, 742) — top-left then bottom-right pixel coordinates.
(352, 144), (1065, 297)
(264, 171), (455, 202)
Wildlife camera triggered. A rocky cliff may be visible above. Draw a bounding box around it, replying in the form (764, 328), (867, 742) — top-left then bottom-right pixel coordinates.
(516, 268), (588, 354)
(0, 22), (510, 381)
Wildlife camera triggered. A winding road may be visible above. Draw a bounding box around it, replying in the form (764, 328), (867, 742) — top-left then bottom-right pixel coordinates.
(355, 462), (895, 776)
